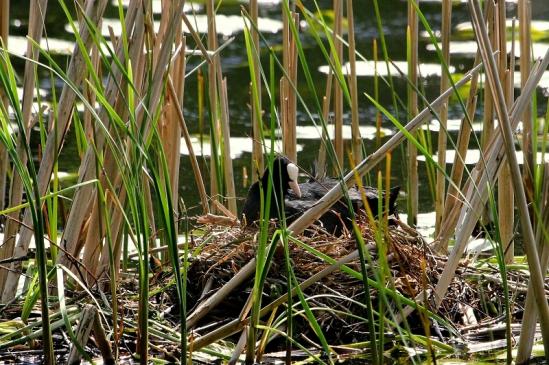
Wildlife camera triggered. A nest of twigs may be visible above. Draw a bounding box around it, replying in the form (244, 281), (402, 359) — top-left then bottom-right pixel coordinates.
(144, 213), (540, 353)
(169, 215), (432, 343)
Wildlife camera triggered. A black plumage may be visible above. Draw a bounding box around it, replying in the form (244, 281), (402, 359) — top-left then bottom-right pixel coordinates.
(241, 157), (400, 235)
(241, 157), (301, 225)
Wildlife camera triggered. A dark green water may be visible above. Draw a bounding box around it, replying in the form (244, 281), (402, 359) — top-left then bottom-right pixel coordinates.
(6, 0), (549, 217)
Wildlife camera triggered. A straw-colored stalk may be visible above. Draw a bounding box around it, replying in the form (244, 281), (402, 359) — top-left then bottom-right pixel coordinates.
(81, 18), (124, 286)
(207, 0), (220, 213)
(318, 98), (331, 176)
(2, 0), (112, 300)
(210, 59), (236, 215)
(0, 0), (9, 211)
(83, 48), (100, 148)
(158, 10), (203, 219)
(281, 10), (298, 163)
(434, 0), (451, 235)
(250, 0), (263, 177)
(0, 0), (12, 291)
(160, 18), (184, 209)
(0, 0), (49, 297)
(435, 0), (491, 253)
(347, 0), (361, 165)
(288, 12), (298, 163)
(99, 0), (184, 280)
(182, 14), (212, 64)
(517, 165), (549, 363)
(473, 0), (496, 239)
(333, 0), (344, 167)
(406, 0), (418, 226)
(517, 2), (546, 361)
(481, 8), (495, 149)
(519, 0), (533, 181)
(0, 0), (7, 49)
(280, 9), (290, 161)
(169, 74), (209, 215)
(496, 2), (513, 265)
(220, 77), (237, 215)
(55, 1), (144, 279)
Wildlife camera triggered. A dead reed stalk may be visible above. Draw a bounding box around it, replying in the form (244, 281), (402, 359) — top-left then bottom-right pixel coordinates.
(0, 0), (49, 293)
(2, 0), (107, 302)
(435, 0), (491, 253)
(406, 0), (418, 226)
(54, 0), (142, 283)
(281, 6), (298, 163)
(206, 0), (220, 213)
(496, 1), (514, 265)
(519, 0), (533, 181)
(517, 165), (549, 362)
(333, 0), (344, 167)
(434, 0), (451, 235)
(0, 0), (9, 212)
(220, 77), (237, 215)
(347, 0), (361, 165)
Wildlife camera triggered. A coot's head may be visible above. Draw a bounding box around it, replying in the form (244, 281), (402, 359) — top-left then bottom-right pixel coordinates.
(264, 157), (301, 198)
(241, 157), (301, 226)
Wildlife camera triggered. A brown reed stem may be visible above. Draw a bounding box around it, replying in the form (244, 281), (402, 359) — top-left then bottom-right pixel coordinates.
(519, 0), (533, 185)
(0, 0), (50, 298)
(406, 0), (418, 226)
(54, 0), (142, 279)
(282, 10), (298, 163)
(435, 0), (491, 253)
(496, 1), (514, 266)
(0, 0), (9, 212)
(317, 63), (335, 179)
(347, 0), (361, 165)
(207, 0), (219, 213)
(517, 165), (549, 363)
(333, 0), (344, 168)
(434, 0), (452, 235)
(220, 77), (237, 215)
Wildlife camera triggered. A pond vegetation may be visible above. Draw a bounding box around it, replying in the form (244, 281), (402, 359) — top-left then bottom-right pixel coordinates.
(1, 0), (549, 364)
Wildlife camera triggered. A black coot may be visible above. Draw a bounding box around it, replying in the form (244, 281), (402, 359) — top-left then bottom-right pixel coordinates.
(241, 157), (302, 225)
(241, 157), (399, 234)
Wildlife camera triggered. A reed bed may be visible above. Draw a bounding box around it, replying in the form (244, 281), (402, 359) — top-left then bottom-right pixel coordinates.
(0, 0), (548, 364)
